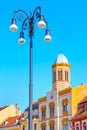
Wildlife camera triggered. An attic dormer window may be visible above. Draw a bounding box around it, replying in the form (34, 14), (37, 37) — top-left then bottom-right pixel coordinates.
(14, 120), (18, 124)
(84, 105), (87, 112)
(3, 121), (8, 126)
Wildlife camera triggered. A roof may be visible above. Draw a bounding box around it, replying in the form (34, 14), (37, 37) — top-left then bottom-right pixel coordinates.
(72, 110), (87, 121)
(0, 106), (8, 111)
(72, 84), (87, 116)
(25, 102), (39, 112)
(79, 96), (87, 104)
(54, 53), (68, 64)
(0, 115), (22, 128)
(58, 87), (71, 96)
(72, 96), (87, 121)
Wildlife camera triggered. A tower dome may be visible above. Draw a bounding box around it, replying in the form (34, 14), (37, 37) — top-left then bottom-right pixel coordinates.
(54, 53), (68, 64)
(52, 53), (70, 91)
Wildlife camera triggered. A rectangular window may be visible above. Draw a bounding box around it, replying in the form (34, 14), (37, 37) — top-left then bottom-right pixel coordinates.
(63, 105), (67, 112)
(63, 124), (68, 130)
(42, 109), (46, 117)
(65, 71), (68, 81)
(22, 125), (25, 130)
(50, 125), (54, 130)
(58, 71), (62, 81)
(76, 127), (79, 130)
(53, 72), (56, 82)
(50, 107), (54, 115)
(34, 123), (37, 130)
(42, 125), (46, 130)
(83, 126), (86, 130)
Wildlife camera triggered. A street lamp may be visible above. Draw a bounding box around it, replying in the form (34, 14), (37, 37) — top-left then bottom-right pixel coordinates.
(9, 6), (52, 130)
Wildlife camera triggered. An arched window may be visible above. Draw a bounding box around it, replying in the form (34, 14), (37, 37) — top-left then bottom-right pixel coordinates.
(22, 125), (25, 130)
(61, 98), (68, 115)
(49, 102), (55, 118)
(63, 123), (68, 130)
(58, 70), (62, 81)
(62, 118), (69, 130)
(41, 106), (46, 120)
(50, 125), (54, 130)
(34, 123), (36, 130)
(65, 71), (68, 81)
(41, 123), (46, 130)
(63, 104), (67, 112)
(53, 72), (56, 82)
(49, 120), (55, 130)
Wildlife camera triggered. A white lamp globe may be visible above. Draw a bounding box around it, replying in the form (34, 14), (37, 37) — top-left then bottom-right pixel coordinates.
(38, 20), (46, 29)
(44, 34), (52, 42)
(44, 29), (52, 42)
(18, 37), (26, 44)
(10, 24), (18, 32)
(9, 19), (18, 32)
(18, 32), (26, 44)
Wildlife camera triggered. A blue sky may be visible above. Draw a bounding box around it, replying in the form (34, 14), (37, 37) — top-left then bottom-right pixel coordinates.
(0, 0), (87, 112)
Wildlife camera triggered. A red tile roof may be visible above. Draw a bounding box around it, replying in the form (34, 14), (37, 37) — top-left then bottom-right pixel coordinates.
(0, 115), (22, 128)
(72, 96), (87, 121)
(79, 96), (87, 104)
(72, 111), (87, 121)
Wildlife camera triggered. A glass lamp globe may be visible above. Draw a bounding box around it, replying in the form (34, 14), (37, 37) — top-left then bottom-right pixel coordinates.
(44, 29), (52, 42)
(44, 35), (52, 42)
(18, 32), (26, 44)
(9, 19), (18, 32)
(38, 15), (46, 29)
(38, 20), (46, 29)
(18, 37), (26, 44)
(10, 24), (18, 32)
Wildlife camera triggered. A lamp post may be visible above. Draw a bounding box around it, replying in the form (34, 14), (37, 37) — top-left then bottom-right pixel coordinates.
(9, 6), (52, 130)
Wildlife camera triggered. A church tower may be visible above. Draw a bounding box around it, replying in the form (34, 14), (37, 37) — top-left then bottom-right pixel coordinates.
(52, 53), (70, 91)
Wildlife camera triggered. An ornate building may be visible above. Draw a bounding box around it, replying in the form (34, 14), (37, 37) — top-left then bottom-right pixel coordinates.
(37, 53), (87, 130)
(38, 53), (72, 130)
(23, 52), (87, 130)
(0, 53), (87, 130)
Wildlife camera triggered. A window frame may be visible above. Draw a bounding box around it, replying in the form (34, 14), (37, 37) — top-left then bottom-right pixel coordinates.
(50, 124), (54, 130)
(53, 72), (56, 82)
(22, 125), (25, 130)
(63, 104), (67, 112)
(65, 71), (68, 81)
(58, 70), (62, 81)
(63, 123), (68, 130)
